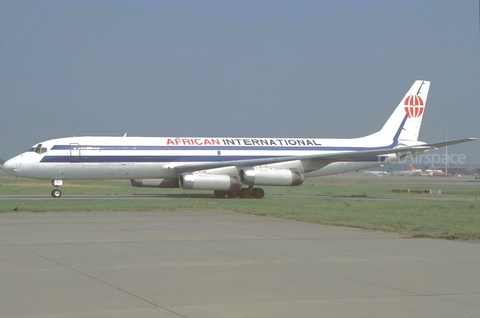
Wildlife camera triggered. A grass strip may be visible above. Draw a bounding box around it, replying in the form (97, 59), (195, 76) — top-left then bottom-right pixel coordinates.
(1, 197), (479, 240)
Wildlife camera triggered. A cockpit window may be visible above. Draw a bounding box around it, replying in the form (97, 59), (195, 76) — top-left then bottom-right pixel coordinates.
(29, 144), (48, 154)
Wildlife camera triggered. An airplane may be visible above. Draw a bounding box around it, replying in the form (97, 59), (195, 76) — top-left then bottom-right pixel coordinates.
(389, 163), (428, 176)
(2, 80), (477, 198)
(362, 170), (388, 176)
(389, 163), (447, 177)
(408, 163), (445, 176)
(389, 163), (422, 176)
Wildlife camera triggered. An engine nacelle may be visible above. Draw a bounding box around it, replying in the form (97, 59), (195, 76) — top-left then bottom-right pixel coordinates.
(240, 168), (305, 186)
(179, 173), (242, 190)
(131, 179), (179, 188)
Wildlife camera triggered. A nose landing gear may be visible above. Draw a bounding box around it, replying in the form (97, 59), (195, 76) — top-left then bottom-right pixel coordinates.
(51, 179), (63, 198)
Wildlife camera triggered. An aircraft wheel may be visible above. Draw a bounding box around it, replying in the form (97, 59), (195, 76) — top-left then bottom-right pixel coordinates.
(226, 190), (238, 198)
(251, 188), (265, 199)
(214, 190), (226, 198)
(51, 189), (62, 198)
(238, 188), (251, 198)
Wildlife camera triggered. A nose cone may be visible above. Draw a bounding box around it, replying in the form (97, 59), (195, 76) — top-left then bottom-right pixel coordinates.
(3, 154), (28, 176)
(2, 158), (17, 175)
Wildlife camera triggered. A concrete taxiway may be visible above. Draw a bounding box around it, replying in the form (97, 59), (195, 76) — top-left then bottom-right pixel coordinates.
(0, 211), (479, 318)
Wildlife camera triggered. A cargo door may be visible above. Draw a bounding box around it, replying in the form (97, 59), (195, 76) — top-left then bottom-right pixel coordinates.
(70, 143), (81, 163)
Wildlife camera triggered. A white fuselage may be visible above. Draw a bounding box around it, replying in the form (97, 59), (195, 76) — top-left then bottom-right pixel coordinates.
(3, 135), (403, 181)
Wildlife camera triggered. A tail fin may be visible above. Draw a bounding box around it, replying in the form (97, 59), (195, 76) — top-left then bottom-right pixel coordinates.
(375, 80), (430, 143)
(408, 163), (417, 171)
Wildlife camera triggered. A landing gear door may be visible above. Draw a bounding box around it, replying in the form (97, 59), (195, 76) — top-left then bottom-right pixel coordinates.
(70, 143), (81, 163)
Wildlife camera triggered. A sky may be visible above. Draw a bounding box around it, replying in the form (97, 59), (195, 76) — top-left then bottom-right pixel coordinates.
(1, 0), (479, 165)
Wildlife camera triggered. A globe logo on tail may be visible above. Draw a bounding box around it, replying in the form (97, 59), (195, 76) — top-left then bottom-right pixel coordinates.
(404, 95), (424, 118)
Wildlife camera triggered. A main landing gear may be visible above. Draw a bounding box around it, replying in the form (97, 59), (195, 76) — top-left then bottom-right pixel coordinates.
(213, 187), (265, 199)
(51, 179), (63, 198)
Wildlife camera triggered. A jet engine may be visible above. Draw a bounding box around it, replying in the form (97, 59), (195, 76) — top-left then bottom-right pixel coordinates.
(179, 173), (242, 190)
(240, 167), (305, 186)
(131, 179), (179, 188)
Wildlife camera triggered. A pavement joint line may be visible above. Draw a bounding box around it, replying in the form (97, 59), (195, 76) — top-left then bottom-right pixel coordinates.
(275, 258), (480, 309)
(275, 259), (423, 298)
(330, 240), (480, 266)
(253, 235), (479, 301)
(431, 294), (480, 308)
(0, 237), (190, 318)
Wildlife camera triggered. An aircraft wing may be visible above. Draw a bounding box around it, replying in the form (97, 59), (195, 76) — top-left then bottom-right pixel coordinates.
(172, 137), (477, 173)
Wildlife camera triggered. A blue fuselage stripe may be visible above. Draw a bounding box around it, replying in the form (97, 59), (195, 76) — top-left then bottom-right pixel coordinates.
(40, 154), (389, 163)
(50, 143), (399, 153)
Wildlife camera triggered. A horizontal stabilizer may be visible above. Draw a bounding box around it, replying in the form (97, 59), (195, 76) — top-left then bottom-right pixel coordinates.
(416, 138), (478, 149)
